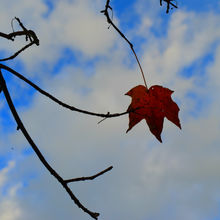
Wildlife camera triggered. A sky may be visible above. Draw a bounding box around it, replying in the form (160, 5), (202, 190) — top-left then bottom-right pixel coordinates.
(0, 0), (220, 219)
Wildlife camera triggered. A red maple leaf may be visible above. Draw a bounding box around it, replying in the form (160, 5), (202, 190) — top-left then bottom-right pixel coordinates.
(125, 85), (181, 142)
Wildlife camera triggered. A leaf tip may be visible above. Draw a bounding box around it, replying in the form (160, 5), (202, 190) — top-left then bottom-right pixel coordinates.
(126, 127), (131, 133)
(156, 135), (162, 143)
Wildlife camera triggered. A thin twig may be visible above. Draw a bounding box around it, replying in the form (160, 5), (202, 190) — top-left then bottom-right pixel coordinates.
(101, 0), (148, 90)
(98, 112), (110, 124)
(160, 0), (178, 13)
(0, 70), (100, 220)
(0, 63), (129, 118)
(65, 166), (113, 183)
(0, 42), (34, 61)
(14, 17), (31, 42)
(0, 30), (33, 41)
(98, 117), (107, 124)
(13, 17), (39, 45)
(0, 17), (39, 61)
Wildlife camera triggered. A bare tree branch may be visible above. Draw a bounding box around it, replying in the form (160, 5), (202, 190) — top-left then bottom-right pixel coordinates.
(0, 42), (35, 61)
(0, 69), (101, 219)
(11, 17), (40, 45)
(0, 63), (130, 118)
(160, 0), (178, 13)
(0, 16), (118, 219)
(0, 17), (39, 61)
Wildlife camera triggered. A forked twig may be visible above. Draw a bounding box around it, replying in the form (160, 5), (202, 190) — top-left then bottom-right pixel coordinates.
(0, 17), (39, 61)
(0, 17), (121, 219)
(160, 0), (178, 13)
(0, 70), (107, 220)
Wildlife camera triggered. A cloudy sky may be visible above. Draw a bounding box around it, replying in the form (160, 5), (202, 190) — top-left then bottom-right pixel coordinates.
(0, 0), (220, 219)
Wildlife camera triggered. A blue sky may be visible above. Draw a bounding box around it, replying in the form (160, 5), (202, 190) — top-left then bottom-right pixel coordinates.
(0, 0), (220, 219)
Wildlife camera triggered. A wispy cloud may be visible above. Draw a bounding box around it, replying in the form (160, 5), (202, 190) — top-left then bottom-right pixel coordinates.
(0, 161), (22, 220)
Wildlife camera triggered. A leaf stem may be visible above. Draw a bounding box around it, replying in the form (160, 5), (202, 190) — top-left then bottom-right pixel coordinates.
(131, 47), (147, 89)
(101, 0), (148, 90)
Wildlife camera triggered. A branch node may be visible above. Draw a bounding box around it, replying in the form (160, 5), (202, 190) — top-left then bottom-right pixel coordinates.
(0, 70), (100, 219)
(98, 112), (110, 124)
(0, 17), (40, 61)
(160, 0), (178, 13)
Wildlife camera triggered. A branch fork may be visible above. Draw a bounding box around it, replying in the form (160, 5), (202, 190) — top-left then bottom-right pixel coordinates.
(0, 17), (39, 61)
(160, 0), (178, 13)
(0, 18), (119, 219)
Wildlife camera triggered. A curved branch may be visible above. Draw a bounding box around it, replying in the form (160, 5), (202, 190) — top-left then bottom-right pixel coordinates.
(0, 70), (100, 219)
(101, 0), (148, 90)
(0, 41), (34, 61)
(0, 64), (129, 118)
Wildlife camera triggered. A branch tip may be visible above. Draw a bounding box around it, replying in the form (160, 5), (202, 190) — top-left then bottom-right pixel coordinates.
(65, 166), (113, 183)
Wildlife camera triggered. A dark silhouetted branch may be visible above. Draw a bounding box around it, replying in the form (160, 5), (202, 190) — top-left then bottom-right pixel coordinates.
(0, 42), (34, 61)
(101, 0), (148, 90)
(0, 70), (100, 220)
(65, 166), (113, 183)
(0, 16), (115, 218)
(0, 17), (39, 61)
(0, 63), (129, 118)
(12, 17), (40, 45)
(0, 31), (26, 41)
(160, 0), (178, 13)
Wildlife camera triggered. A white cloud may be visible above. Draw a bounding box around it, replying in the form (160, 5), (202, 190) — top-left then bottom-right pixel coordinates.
(0, 161), (15, 188)
(140, 10), (220, 85)
(0, 200), (21, 220)
(0, 161), (22, 220)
